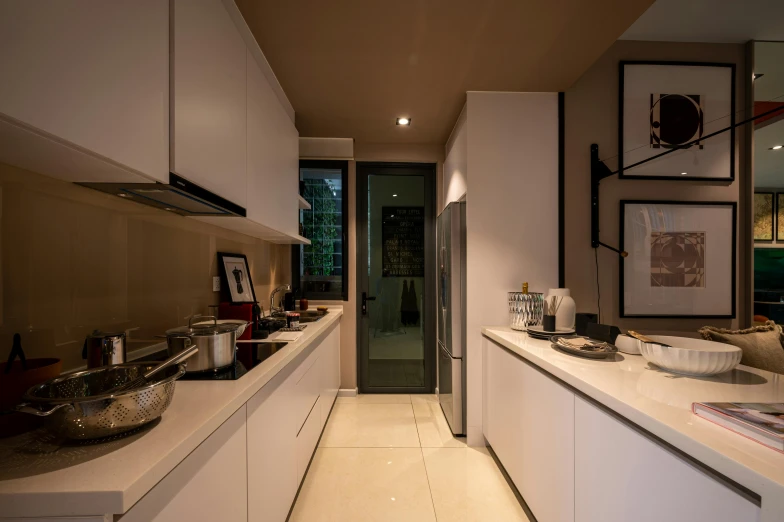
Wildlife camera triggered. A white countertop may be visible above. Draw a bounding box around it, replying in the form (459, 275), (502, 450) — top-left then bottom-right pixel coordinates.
(0, 308), (342, 518)
(482, 326), (784, 519)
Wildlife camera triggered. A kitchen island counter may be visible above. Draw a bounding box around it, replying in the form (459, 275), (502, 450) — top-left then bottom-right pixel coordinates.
(0, 308), (343, 519)
(482, 326), (784, 522)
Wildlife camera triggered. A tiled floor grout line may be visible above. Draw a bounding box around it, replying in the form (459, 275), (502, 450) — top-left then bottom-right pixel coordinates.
(411, 401), (441, 522)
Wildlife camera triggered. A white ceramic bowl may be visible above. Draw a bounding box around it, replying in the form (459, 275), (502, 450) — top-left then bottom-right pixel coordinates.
(615, 334), (642, 355)
(639, 336), (742, 377)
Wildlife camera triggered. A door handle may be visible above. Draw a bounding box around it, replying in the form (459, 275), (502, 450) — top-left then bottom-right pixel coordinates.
(362, 292), (376, 316)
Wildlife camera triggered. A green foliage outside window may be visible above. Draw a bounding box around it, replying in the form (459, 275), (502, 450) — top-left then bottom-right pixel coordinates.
(302, 179), (339, 276)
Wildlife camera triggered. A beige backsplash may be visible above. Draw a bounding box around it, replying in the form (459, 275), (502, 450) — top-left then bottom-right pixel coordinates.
(0, 162), (291, 371)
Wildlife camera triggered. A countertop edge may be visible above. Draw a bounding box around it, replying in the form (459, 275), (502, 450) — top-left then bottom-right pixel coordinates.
(0, 309), (343, 519)
(480, 326), (784, 514)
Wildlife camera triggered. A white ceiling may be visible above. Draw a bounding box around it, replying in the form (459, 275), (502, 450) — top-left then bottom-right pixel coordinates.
(621, 0), (784, 43)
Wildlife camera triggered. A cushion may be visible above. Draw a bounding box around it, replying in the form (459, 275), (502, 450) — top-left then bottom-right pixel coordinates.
(698, 321), (784, 375)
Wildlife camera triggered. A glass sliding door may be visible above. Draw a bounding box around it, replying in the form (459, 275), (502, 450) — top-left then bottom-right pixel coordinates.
(357, 163), (436, 393)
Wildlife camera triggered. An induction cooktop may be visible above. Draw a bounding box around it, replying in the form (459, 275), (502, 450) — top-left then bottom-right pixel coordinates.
(136, 341), (288, 381)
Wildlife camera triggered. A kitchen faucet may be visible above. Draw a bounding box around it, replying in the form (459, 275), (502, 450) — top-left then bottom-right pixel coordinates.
(270, 284), (291, 316)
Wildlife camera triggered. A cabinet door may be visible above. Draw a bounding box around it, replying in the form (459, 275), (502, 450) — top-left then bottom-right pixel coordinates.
(574, 397), (760, 522)
(120, 406), (247, 522)
(246, 50), (299, 235)
(483, 337), (574, 522)
(247, 366), (298, 522)
(296, 399), (322, 485)
(171, 0), (247, 207)
(0, 0), (168, 182)
(320, 325), (341, 427)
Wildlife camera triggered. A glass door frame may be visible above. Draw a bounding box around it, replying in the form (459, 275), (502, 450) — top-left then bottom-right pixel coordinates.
(356, 162), (437, 394)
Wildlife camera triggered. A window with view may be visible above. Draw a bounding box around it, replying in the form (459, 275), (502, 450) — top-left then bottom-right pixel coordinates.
(293, 160), (349, 301)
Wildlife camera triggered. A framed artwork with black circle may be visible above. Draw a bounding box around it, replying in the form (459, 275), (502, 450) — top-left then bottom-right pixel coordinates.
(619, 61), (735, 181)
(217, 252), (256, 304)
(620, 201), (736, 318)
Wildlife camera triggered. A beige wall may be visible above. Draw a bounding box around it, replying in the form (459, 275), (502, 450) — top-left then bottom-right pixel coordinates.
(565, 40), (747, 333)
(0, 162), (290, 371)
(310, 141), (443, 390)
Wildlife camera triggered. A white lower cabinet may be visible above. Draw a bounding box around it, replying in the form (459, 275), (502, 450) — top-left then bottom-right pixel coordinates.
(483, 337), (574, 522)
(320, 326), (341, 427)
(119, 406), (247, 522)
(574, 397), (760, 522)
(296, 400), (322, 484)
(247, 322), (340, 522)
(484, 336), (762, 522)
(246, 362), (298, 522)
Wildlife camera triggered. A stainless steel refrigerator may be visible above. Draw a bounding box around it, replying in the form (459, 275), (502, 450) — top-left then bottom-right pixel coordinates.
(437, 200), (466, 435)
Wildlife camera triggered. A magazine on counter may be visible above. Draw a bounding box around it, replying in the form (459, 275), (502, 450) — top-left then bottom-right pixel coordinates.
(693, 402), (784, 453)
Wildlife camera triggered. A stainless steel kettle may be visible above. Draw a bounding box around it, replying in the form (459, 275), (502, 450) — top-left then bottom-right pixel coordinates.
(82, 330), (127, 368)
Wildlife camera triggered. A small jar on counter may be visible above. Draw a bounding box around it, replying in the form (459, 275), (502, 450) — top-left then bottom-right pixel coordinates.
(300, 297), (309, 311)
(286, 312), (300, 329)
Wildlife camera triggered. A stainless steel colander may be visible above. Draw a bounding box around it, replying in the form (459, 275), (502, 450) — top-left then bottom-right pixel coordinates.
(16, 363), (185, 440)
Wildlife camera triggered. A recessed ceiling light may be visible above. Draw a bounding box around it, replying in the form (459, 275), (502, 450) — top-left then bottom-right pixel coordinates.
(393, 194), (398, 197)
(771, 145), (783, 150)
(118, 193), (129, 197)
(681, 172), (688, 175)
(396, 117), (411, 126)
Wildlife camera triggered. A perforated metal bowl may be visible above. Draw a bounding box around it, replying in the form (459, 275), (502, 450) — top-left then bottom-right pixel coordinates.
(17, 363), (185, 440)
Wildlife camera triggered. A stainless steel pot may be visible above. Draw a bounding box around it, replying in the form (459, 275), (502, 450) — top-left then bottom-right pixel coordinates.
(165, 316), (245, 372)
(82, 330), (127, 369)
(17, 362), (185, 439)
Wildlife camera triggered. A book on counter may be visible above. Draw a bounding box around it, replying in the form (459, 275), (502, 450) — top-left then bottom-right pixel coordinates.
(693, 402), (784, 453)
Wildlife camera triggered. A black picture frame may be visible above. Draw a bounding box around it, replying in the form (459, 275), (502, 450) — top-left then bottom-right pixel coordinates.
(217, 252), (256, 304)
(618, 61), (736, 181)
(754, 192), (774, 243)
(619, 200), (737, 319)
(776, 193), (784, 242)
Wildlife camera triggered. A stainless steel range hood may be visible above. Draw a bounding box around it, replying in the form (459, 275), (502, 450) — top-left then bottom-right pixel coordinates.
(78, 173), (246, 217)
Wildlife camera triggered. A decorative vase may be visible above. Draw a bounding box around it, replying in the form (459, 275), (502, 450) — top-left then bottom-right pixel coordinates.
(545, 288), (576, 330)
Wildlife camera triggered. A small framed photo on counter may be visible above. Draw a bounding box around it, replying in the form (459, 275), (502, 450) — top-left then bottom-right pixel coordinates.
(217, 252), (256, 304)
(620, 200), (736, 318)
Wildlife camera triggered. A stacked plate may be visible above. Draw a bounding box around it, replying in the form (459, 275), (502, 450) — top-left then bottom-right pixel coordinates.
(551, 334), (617, 359)
(526, 326), (575, 341)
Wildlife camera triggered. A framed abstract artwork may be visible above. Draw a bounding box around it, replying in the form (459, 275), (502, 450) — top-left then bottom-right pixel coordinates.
(777, 193), (784, 241)
(754, 192), (774, 242)
(620, 201), (736, 318)
(619, 61), (735, 181)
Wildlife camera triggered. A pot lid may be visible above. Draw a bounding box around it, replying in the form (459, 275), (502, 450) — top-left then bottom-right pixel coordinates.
(165, 323), (238, 337)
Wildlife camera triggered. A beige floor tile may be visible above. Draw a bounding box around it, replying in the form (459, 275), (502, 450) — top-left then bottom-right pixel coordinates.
(422, 447), (530, 522)
(337, 394), (412, 404)
(410, 394), (438, 404)
(290, 448), (437, 522)
(319, 404), (421, 448)
(413, 399), (467, 448)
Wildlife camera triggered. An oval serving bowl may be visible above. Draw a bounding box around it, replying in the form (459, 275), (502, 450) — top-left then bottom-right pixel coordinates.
(640, 335), (742, 377)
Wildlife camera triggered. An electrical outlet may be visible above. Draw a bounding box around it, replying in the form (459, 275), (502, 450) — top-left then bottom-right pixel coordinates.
(212, 276), (221, 292)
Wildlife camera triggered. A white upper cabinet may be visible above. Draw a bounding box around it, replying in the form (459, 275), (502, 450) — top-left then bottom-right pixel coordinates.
(171, 0), (247, 208)
(0, 0), (169, 182)
(246, 50), (300, 236)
